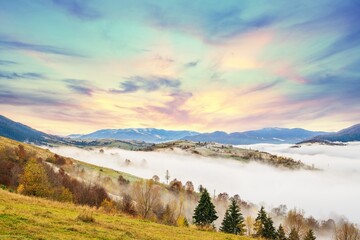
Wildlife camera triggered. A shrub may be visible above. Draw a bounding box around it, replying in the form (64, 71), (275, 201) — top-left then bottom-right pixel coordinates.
(120, 194), (137, 216)
(76, 210), (95, 223)
(118, 175), (130, 185)
(177, 216), (189, 227)
(52, 186), (73, 202)
(100, 199), (118, 214)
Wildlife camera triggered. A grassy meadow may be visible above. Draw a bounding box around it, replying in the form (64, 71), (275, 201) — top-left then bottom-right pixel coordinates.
(0, 189), (254, 240)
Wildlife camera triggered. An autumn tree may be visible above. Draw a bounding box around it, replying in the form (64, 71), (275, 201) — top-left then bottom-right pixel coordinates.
(162, 201), (178, 225)
(336, 221), (360, 240)
(132, 180), (161, 219)
(220, 198), (245, 235)
(245, 216), (254, 237)
(193, 188), (218, 228)
(18, 158), (51, 198)
(169, 179), (183, 192)
(184, 181), (194, 193)
(16, 144), (26, 161)
(285, 209), (307, 237)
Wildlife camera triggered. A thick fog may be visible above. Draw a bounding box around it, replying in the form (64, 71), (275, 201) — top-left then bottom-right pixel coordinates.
(45, 143), (360, 224)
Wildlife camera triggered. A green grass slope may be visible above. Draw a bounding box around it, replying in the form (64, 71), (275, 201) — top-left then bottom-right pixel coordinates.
(0, 190), (254, 240)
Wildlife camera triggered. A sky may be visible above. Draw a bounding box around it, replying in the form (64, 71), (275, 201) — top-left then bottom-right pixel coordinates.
(0, 0), (359, 135)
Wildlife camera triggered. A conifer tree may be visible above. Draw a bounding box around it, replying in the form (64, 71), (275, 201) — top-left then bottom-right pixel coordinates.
(254, 206), (267, 237)
(303, 229), (316, 240)
(277, 224), (287, 240)
(220, 198), (245, 235)
(264, 215), (277, 239)
(288, 228), (300, 240)
(193, 188), (218, 228)
(254, 206), (277, 239)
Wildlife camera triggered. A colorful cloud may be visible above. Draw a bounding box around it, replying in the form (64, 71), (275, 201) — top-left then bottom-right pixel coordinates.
(0, 0), (359, 134)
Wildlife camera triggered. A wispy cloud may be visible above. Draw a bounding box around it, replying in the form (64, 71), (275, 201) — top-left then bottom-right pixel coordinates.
(184, 60), (199, 68)
(135, 91), (193, 123)
(110, 76), (181, 94)
(0, 71), (46, 80)
(52, 0), (102, 20)
(0, 38), (86, 57)
(0, 60), (17, 65)
(63, 79), (95, 96)
(242, 80), (281, 95)
(0, 88), (74, 107)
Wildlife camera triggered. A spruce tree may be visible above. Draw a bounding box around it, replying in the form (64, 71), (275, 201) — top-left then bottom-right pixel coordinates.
(193, 188), (218, 227)
(277, 224), (287, 240)
(288, 228), (300, 240)
(220, 198), (245, 235)
(254, 206), (267, 237)
(264, 216), (277, 239)
(254, 206), (277, 239)
(303, 229), (316, 240)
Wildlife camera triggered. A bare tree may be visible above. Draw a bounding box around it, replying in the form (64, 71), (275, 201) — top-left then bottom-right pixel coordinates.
(284, 208), (308, 237)
(336, 221), (360, 240)
(184, 181), (194, 193)
(132, 180), (161, 219)
(165, 170), (170, 184)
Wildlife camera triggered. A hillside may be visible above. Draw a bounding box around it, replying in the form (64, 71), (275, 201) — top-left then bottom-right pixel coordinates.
(148, 141), (312, 170)
(303, 123), (360, 143)
(0, 115), (54, 144)
(0, 136), (139, 198)
(0, 115), (72, 145)
(74, 128), (199, 143)
(0, 189), (253, 240)
(182, 128), (327, 144)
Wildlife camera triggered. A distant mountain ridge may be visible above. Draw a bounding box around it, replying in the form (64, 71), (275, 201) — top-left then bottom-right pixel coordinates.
(0, 115), (58, 144)
(73, 128), (200, 143)
(303, 123), (360, 143)
(182, 128), (328, 144)
(4, 114), (355, 145)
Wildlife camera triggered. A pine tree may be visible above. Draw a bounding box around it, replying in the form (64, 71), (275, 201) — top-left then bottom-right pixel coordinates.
(254, 206), (267, 237)
(254, 206), (277, 239)
(264, 215), (277, 239)
(220, 198), (245, 235)
(288, 228), (300, 240)
(193, 188), (218, 228)
(277, 224), (287, 240)
(303, 229), (316, 240)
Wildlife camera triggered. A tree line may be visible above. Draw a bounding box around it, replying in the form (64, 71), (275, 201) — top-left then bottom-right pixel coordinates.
(191, 188), (359, 240)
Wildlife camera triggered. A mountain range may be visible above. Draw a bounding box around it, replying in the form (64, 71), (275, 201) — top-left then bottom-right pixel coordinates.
(181, 128), (328, 144)
(1, 114), (359, 145)
(73, 128), (200, 143)
(303, 123), (360, 143)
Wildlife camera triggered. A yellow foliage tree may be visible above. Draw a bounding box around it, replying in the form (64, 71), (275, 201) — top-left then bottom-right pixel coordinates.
(18, 158), (51, 198)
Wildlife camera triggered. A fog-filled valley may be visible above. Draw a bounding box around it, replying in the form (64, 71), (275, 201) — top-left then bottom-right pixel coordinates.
(45, 142), (360, 226)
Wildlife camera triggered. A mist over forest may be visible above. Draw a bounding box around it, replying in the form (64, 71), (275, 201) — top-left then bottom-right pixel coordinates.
(45, 142), (360, 226)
